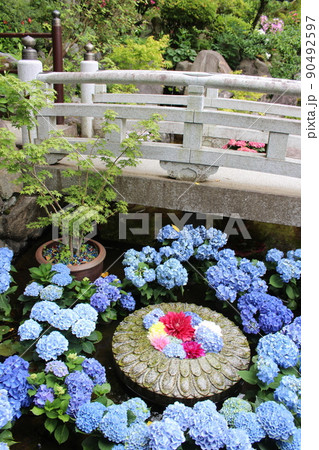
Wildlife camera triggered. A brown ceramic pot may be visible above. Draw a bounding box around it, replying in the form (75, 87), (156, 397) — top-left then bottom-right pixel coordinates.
(35, 239), (106, 282)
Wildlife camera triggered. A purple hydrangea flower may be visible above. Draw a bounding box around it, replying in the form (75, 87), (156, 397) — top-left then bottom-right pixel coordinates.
(45, 360), (69, 377)
(82, 358), (107, 386)
(33, 384), (54, 408)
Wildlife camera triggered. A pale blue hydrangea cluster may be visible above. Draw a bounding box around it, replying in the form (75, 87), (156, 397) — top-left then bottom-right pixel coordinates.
(49, 308), (78, 330)
(23, 281), (43, 297)
(18, 319), (42, 341)
(125, 422), (149, 450)
(36, 331), (69, 361)
(72, 318), (96, 338)
(0, 247), (13, 294)
(75, 401), (107, 433)
(155, 258), (188, 289)
(124, 397), (150, 425)
(195, 324), (223, 353)
(148, 418), (185, 450)
(33, 384), (54, 408)
(266, 248), (301, 283)
(45, 360), (69, 377)
(30, 300), (60, 322)
(255, 401), (296, 441)
(225, 428), (253, 450)
(206, 252), (267, 303)
(50, 263), (72, 286)
(162, 402), (193, 432)
(276, 427), (301, 450)
(39, 284), (63, 301)
(237, 291), (293, 335)
(219, 398), (252, 427)
(274, 375), (301, 415)
(256, 332), (299, 384)
(0, 443), (9, 450)
(162, 341), (187, 359)
(233, 411), (266, 444)
(0, 355), (32, 420)
(0, 389), (14, 428)
(72, 303), (98, 322)
(280, 316), (301, 349)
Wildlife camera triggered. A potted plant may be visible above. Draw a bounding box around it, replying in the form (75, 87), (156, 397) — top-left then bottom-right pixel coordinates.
(0, 73), (161, 280)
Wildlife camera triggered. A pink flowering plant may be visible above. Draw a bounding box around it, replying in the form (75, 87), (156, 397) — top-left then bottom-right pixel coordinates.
(222, 139), (266, 154)
(143, 308), (223, 359)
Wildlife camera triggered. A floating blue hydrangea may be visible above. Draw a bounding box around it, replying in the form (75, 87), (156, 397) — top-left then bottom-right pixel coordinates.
(225, 428), (252, 450)
(0, 389), (14, 428)
(99, 403), (129, 443)
(45, 360), (69, 377)
(75, 401), (107, 433)
(256, 356), (279, 384)
(18, 319), (42, 341)
(274, 375), (301, 415)
(49, 308), (78, 330)
(30, 300), (60, 322)
(71, 319), (96, 338)
(276, 427), (301, 450)
(280, 316), (301, 349)
(72, 303), (98, 322)
(184, 311), (203, 327)
(233, 412), (266, 444)
(39, 284), (63, 301)
(276, 258), (301, 283)
(189, 410), (228, 450)
(219, 398), (252, 427)
(157, 225), (180, 242)
(119, 292), (136, 311)
(36, 331), (69, 361)
(155, 258), (188, 289)
(266, 248), (284, 262)
(82, 358), (107, 386)
(124, 422), (150, 450)
(238, 291), (293, 335)
(195, 325), (223, 353)
(23, 281), (43, 297)
(256, 401), (296, 441)
(51, 271), (73, 286)
(148, 418), (185, 450)
(124, 397), (150, 425)
(162, 402), (193, 431)
(143, 308), (165, 329)
(257, 333), (299, 369)
(162, 341), (186, 359)
(33, 384), (54, 408)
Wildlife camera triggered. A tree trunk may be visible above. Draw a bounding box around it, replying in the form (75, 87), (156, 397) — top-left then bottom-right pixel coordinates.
(251, 0), (270, 30)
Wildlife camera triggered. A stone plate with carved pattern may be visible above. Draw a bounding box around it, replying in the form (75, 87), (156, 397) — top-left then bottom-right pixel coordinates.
(112, 303), (250, 406)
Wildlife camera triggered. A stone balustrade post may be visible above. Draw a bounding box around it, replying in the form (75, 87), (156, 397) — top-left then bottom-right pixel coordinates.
(17, 36), (43, 145)
(80, 43), (99, 138)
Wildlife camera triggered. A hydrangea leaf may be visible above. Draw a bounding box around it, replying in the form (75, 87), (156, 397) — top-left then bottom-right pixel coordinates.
(238, 367), (259, 385)
(54, 424), (69, 444)
(44, 418), (57, 434)
(269, 274), (284, 288)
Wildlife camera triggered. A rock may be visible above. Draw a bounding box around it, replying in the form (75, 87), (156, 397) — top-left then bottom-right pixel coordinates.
(190, 50), (232, 74)
(0, 169), (22, 200)
(176, 60), (193, 72)
(0, 52), (18, 70)
(237, 58), (271, 77)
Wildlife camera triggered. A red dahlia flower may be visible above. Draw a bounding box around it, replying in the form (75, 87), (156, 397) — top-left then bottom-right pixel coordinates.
(160, 311), (195, 341)
(183, 341), (205, 359)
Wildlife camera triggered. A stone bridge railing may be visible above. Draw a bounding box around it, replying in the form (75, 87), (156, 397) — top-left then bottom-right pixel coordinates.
(35, 68), (301, 182)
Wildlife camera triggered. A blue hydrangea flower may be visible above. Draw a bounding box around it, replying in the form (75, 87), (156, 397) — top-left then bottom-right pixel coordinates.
(51, 271), (73, 286)
(225, 428), (252, 450)
(18, 319), (42, 341)
(0, 269), (11, 294)
(219, 398), (252, 427)
(256, 401), (296, 441)
(65, 371), (94, 417)
(286, 249), (301, 261)
(189, 410), (228, 450)
(82, 358), (107, 386)
(39, 284), (63, 301)
(23, 281), (43, 297)
(51, 263), (71, 274)
(36, 331), (69, 361)
(90, 292), (113, 312)
(256, 356), (279, 384)
(276, 258), (301, 283)
(257, 333), (299, 369)
(195, 325), (223, 353)
(94, 274), (120, 289)
(0, 355), (31, 420)
(195, 244), (219, 261)
(157, 225), (180, 242)
(0, 247), (13, 262)
(119, 292), (136, 311)
(30, 301), (59, 322)
(45, 360), (69, 377)
(33, 384), (54, 408)
(159, 246), (174, 259)
(0, 442), (9, 450)
(170, 239), (194, 262)
(206, 227), (228, 248)
(122, 248), (144, 268)
(193, 399), (218, 417)
(237, 291), (293, 335)
(72, 303), (98, 322)
(276, 427), (301, 450)
(143, 308), (165, 329)
(148, 418), (185, 450)
(140, 246), (160, 264)
(124, 265), (156, 288)
(162, 342), (186, 359)
(71, 319), (96, 338)
(99, 403), (129, 443)
(155, 258), (188, 289)
(280, 316), (301, 349)
(0, 389), (14, 428)
(124, 397), (150, 424)
(233, 412), (266, 444)
(162, 402), (193, 431)
(184, 311), (203, 327)
(124, 422), (150, 450)
(274, 375), (301, 415)
(266, 248), (284, 262)
(75, 401), (107, 433)
(49, 308), (78, 330)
